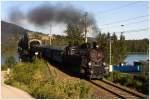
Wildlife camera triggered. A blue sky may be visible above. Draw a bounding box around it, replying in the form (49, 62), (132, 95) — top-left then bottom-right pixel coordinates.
(1, 1), (149, 40)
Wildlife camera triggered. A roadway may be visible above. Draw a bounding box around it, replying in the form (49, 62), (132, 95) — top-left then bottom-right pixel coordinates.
(1, 71), (34, 99)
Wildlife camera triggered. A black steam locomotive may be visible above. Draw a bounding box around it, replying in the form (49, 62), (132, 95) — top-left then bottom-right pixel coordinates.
(41, 42), (108, 79)
(18, 36), (108, 79)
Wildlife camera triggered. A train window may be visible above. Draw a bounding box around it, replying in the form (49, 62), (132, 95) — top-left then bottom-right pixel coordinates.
(80, 43), (91, 49)
(70, 46), (78, 55)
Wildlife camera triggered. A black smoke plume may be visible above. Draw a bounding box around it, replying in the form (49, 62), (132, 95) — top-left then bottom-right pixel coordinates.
(9, 4), (99, 33)
(9, 9), (25, 24)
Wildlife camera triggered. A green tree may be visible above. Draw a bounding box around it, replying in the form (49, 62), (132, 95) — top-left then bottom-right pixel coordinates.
(65, 24), (84, 44)
(96, 32), (110, 63)
(112, 32), (117, 41)
(96, 32), (127, 65)
(5, 56), (16, 68)
(52, 35), (68, 46)
(112, 34), (127, 64)
(124, 39), (148, 53)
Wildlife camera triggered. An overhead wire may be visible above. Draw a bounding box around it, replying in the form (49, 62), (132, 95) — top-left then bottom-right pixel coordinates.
(97, 1), (148, 39)
(98, 1), (148, 27)
(101, 14), (149, 26)
(115, 28), (148, 33)
(100, 19), (148, 29)
(99, 1), (140, 14)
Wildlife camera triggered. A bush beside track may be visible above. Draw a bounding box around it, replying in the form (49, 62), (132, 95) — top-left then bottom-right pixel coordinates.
(104, 71), (149, 95)
(5, 58), (95, 99)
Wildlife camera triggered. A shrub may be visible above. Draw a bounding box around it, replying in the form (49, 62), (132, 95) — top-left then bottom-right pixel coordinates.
(1, 64), (8, 71)
(5, 56), (16, 68)
(5, 58), (93, 99)
(104, 71), (149, 95)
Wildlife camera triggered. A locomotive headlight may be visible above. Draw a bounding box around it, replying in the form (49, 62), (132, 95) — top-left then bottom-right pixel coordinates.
(103, 62), (109, 70)
(103, 62), (106, 66)
(96, 45), (99, 48)
(35, 52), (39, 56)
(88, 62), (92, 66)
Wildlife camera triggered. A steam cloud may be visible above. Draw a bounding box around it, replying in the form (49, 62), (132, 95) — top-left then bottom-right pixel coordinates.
(9, 4), (99, 33)
(9, 9), (25, 24)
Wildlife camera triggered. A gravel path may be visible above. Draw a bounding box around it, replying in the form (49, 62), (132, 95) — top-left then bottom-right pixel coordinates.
(1, 71), (34, 99)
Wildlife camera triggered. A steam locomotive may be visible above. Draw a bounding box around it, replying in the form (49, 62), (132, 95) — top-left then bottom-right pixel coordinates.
(18, 32), (108, 79)
(41, 42), (108, 79)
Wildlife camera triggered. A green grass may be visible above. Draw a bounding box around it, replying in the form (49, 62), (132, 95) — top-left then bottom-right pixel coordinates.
(104, 71), (149, 95)
(5, 58), (93, 99)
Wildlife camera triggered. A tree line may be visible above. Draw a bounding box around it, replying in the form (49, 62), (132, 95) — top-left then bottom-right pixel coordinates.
(52, 25), (148, 65)
(96, 32), (127, 65)
(125, 39), (149, 53)
(5, 23), (147, 65)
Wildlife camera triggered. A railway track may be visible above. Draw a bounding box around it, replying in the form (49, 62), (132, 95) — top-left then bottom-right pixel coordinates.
(46, 61), (148, 99)
(89, 79), (148, 99)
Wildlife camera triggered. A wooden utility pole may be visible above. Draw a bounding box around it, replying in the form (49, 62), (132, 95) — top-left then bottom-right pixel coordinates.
(121, 25), (125, 37)
(49, 23), (52, 45)
(109, 34), (113, 72)
(109, 37), (112, 66)
(84, 12), (88, 43)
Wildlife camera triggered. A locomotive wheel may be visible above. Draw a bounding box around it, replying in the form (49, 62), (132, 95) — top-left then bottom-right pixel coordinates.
(79, 68), (85, 79)
(96, 75), (103, 80)
(97, 77), (103, 80)
(80, 68), (85, 74)
(86, 75), (92, 80)
(88, 76), (92, 80)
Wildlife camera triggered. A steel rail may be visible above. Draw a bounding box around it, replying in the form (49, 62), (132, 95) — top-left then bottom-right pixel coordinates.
(101, 79), (148, 99)
(89, 80), (126, 99)
(88, 79), (148, 99)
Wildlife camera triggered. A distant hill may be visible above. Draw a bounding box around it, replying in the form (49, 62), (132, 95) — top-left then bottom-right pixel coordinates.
(1, 21), (30, 55)
(1, 21), (97, 55)
(1, 21), (28, 43)
(1, 20), (96, 44)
